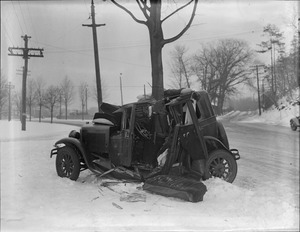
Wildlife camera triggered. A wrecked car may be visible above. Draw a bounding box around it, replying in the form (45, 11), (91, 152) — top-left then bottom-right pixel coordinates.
(51, 89), (240, 185)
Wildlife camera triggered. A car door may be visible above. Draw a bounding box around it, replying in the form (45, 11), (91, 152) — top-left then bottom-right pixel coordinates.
(109, 105), (135, 167)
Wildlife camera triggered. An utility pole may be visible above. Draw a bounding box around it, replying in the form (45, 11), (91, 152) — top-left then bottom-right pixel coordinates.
(120, 73), (123, 105)
(8, 35), (44, 130)
(250, 65), (265, 116)
(83, 0), (105, 112)
(5, 82), (15, 121)
(59, 91), (62, 118)
(85, 86), (88, 114)
(256, 66), (262, 116)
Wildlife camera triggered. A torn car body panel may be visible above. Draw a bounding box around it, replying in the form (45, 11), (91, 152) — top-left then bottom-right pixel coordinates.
(51, 89), (240, 187)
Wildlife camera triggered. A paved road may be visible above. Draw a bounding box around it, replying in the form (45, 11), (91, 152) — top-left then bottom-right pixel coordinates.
(221, 119), (299, 204)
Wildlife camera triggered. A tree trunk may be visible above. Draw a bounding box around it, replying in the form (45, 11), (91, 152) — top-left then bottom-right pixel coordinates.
(65, 102), (68, 120)
(82, 103), (84, 121)
(150, 38), (164, 100)
(148, 2), (164, 100)
(39, 104), (42, 122)
(29, 103), (32, 121)
(50, 107), (53, 123)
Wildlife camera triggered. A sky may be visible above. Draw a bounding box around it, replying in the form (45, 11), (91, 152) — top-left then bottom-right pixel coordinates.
(1, 0), (298, 108)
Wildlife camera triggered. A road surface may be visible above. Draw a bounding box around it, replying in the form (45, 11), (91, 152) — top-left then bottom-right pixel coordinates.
(221, 118), (299, 206)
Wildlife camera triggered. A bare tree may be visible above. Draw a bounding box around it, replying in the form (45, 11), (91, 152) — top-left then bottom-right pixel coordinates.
(79, 81), (88, 120)
(26, 78), (36, 121)
(257, 24), (285, 95)
(192, 39), (254, 114)
(91, 79), (108, 104)
(0, 71), (8, 120)
(35, 77), (46, 122)
(61, 76), (74, 120)
(191, 46), (218, 97)
(110, 0), (199, 100)
(44, 85), (60, 123)
(13, 91), (22, 121)
(168, 45), (191, 89)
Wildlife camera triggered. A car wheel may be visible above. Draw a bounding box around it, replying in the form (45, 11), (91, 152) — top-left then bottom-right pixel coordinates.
(56, 146), (80, 181)
(206, 149), (237, 183)
(290, 121), (297, 131)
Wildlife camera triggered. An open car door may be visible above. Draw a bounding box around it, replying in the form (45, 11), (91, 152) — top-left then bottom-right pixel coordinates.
(109, 105), (135, 167)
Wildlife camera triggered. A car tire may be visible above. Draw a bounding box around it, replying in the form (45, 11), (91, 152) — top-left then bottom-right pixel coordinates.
(206, 149), (237, 183)
(290, 120), (297, 131)
(56, 146), (80, 181)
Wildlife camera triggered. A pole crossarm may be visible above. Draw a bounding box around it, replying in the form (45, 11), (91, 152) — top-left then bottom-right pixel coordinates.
(82, 23), (106, 27)
(5, 83), (15, 89)
(250, 64), (265, 69)
(8, 47), (44, 57)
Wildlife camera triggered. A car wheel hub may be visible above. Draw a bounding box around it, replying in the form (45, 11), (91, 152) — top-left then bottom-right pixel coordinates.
(210, 158), (229, 178)
(61, 154), (74, 176)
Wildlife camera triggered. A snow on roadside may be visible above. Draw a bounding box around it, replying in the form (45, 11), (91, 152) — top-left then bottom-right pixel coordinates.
(220, 91), (299, 127)
(0, 120), (299, 231)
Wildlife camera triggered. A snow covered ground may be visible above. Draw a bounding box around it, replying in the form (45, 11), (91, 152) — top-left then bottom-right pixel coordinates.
(1, 101), (299, 232)
(221, 89), (299, 128)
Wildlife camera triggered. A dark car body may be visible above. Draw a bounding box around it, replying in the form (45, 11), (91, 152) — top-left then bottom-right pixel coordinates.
(51, 89), (240, 183)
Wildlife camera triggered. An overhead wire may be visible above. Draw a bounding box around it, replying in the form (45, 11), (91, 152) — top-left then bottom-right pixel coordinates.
(17, 0), (30, 34)
(11, 0), (24, 34)
(50, 18), (90, 43)
(30, 39), (93, 57)
(25, 1), (39, 42)
(2, 23), (15, 45)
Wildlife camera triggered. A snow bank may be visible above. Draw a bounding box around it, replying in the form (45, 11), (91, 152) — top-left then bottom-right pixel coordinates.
(220, 89), (299, 127)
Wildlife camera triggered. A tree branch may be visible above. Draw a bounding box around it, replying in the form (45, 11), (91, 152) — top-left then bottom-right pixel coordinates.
(162, 0), (193, 23)
(136, 0), (150, 20)
(110, 0), (147, 25)
(162, 0), (198, 46)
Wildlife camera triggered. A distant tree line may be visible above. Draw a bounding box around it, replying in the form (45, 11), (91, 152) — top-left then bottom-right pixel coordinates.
(168, 24), (299, 114)
(168, 39), (254, 114)
(0, 73), (101, 123)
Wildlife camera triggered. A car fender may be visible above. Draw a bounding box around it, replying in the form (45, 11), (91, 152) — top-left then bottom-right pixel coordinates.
(51, 137), (88, 163)
(204, 136), (240, 160)
(204, 135), (229, 152)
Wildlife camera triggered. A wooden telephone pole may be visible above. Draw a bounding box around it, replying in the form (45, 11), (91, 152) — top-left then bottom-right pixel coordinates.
(8, 34), (44, 130)
(83, 0), (105, 112)
(250, 65), (265, 116)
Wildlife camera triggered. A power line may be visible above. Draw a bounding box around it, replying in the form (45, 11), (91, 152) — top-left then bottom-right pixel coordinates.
(11, 0), (24, 34)
(25, 1), (39, 42)
(2, 23), (15, 45)
(31, 27), (263, 57)
(180, 29), (262, 43)
(30, 39), (93, 57)
(50, 18), (90, 43)
(17, 0), (30, 33)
